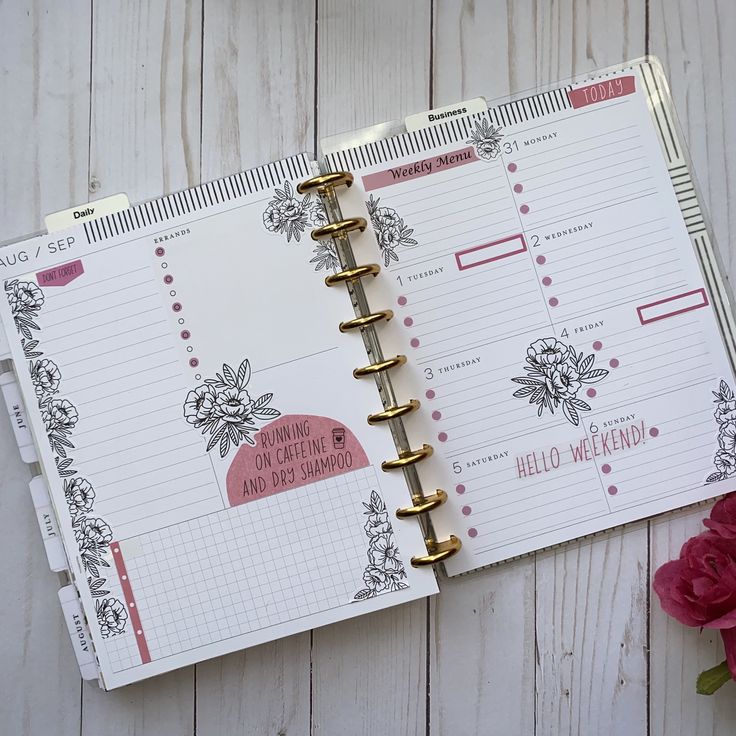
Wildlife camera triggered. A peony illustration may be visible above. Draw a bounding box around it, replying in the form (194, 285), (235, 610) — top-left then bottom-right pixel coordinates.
(182, 359), (280, 458)
(707, 380), (736, 483)
(96, 598), (128, 638)
(5, 276), (127, 636)
(511, 337), (609, 426)
(353, 490), (408, 600)
(466, 118), (503, 160)
(64, 477), (96, 516)
(30, 358), (61, 399)
(365, 194), (418, 266)
(262, 180), (325, 243)
(4, 278), (45, 339)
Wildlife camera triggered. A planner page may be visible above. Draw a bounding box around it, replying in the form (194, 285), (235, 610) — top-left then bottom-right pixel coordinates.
(325, 59), (736, 576)
(0, 154), (437, 689)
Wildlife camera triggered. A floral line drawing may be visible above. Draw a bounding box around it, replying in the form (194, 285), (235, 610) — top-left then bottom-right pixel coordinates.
(511, 338), (609, 426)
(352, 490), (409, 600)
(183, 359), (280, 458)
(706, 380), (736, 483)
(309, 240), (341, 273)
(262, 180), (327, 244)
(3, 278), (128, 638)
(365, 194), (418, 267)
(466, 118), (503, 161)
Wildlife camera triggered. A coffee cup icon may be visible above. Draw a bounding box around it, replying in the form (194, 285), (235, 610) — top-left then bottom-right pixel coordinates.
(332, 427), (346, 449)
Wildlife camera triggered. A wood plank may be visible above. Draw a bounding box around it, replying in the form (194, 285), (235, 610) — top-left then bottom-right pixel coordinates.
(429, 561), (535, 735)
(195, 3), (314, 734)
(311, 2), (431, 734)
(0, 2), (90, 734)
(82, 2), (201, 731)
(88, 0), (201, 203)
(201, 0), (316, 170)
(433, 2), (648, 734)
(648, 1), (736, 731)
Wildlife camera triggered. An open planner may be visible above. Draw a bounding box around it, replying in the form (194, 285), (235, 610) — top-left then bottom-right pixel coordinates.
(1, 57), (734, 688)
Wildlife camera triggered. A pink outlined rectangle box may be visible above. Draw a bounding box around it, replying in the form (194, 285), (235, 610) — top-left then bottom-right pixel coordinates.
(455, 234), (527, 271)
(636, 288), (709, 325)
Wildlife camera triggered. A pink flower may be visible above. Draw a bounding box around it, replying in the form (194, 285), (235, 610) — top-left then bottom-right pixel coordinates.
(653, 531), (736, 679)
(704, 494), (736, 539)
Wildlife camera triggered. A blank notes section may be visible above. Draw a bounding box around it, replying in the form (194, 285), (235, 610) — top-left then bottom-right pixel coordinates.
(37, 253), (221, 539)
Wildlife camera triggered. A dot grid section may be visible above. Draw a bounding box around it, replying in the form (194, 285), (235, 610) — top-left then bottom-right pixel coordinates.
(113, 467), (380, 671)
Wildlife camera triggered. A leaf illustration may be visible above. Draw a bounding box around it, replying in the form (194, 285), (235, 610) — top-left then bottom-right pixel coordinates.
(706, 471), (724, 483)
(253, 407), (280, 420)
(219, 432), (230, 459)
(513, 386), (536, 398)
(511, 377), (544, 386)
(222, 362), (237, 387)
(562, 401), (580, 426)
(721, 380), (734, 401)
(353, 588), (373, 601)
(207, 424), (227, 452)
(581, 369), (609, 383)
(237, 359), (251, 388)
(579, 354), (594, 374)
(568, 398), (591, 411)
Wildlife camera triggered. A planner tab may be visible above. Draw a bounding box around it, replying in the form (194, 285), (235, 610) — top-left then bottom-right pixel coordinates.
(405, 97), (486, 132)
(44, 193), (130, 233)
(0, 370), (38, 463)
(29, 476), (67, 572)
(58, 585), (99, 680)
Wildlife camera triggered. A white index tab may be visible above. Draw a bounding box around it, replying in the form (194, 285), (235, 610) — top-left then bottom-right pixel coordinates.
(30, 476), (68, 572)
(58, 585), (99, 680)
(405, 97), (487, 132)
(0, 370), (38, 463)
(44, 193), (130, 233)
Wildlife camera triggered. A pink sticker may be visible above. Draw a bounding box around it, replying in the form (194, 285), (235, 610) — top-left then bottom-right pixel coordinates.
(362, 146), (479, 191)
(36, 259), (84, 287)
(226, 414), (370, 507)
(567, 75), (636, 109)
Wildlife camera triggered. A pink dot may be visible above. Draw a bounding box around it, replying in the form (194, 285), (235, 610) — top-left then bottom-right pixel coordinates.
(155, 247), (165, 256)
(403, 317), (414, 327)
(164, 274), (173, 284)
(649, 427), (660, 438)
(410, 337), (420, 348)
(609, 358), (620, 368)
(461, 505), (472, 516)
(549, 297), (559, 307)
(468, 527), (478, 538)
(542, 276), (552, 286)
(432, 410), (441, 420)
(536, 255), (546, 265)
(180, 330), (191, 340)
(438, 432), (448, 442)
(507, 163), (517, 173)
(455, 484), (465, 494)
(607, 485), (618, 496)
(398, 296), (407, 306)
(592, 340), (603, 351)
(601, 463), (611, 474)
(586, 388), (597, 398)
(425, 389), (436, 399)
(513, 183), (523, 193)
(520, 204), (530, 214)
(172, 302), (182, 312)
(189, 358), (199, 368)
(137, 630), (143, 636)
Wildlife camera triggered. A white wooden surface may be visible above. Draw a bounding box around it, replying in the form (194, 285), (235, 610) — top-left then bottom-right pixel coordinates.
(0, 1), (735, 734)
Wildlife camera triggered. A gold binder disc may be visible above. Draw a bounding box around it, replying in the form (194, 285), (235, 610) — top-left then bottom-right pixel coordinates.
(353, 354), (406, 378)
(312, 217), (367, 241)
(325, 263), (380, 287)
(339, 309), (393, 332)
(411, 535), (462, 567)
(296, 171), (354, 194)
(381, 443), (433, 471)
(367, 399), (420, 424)
(396, 489), (447, 518)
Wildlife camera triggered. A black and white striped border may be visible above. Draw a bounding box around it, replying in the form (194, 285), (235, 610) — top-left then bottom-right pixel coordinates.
(82, 153), (312, 245)
(326, 86), (572, 172)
